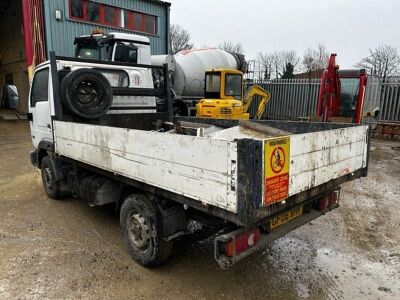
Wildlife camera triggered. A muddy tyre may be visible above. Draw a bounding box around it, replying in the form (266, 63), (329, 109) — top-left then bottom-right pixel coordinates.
(41, 156), (62, 199)
(120, 194), (174, 267)
(60, 68), (113, 119)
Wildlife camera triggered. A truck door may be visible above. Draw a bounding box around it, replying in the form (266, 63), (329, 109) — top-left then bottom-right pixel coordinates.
(28, 66), (53, 148)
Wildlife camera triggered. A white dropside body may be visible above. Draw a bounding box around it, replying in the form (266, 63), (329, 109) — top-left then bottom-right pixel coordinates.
(54, 121), (369, 214)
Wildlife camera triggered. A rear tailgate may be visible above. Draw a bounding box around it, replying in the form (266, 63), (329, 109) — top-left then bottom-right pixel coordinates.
(215, 124), (370, 268)
(263, 125), (369, 207)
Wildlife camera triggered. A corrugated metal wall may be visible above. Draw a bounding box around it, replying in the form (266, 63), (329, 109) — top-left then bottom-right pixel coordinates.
(42, 0), (170, 57)
(245, 77), (400, 122)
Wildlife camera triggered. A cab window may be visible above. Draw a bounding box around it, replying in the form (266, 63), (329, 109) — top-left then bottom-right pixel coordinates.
(339, 78), (360, 118)
(30, 68), (49, 107)
(114, 43), (138, 64)
(75, 38), (113, 61)
(75, 39), (102, 60)
(205, 73), (221, 98)
(225, 74), (242, 100)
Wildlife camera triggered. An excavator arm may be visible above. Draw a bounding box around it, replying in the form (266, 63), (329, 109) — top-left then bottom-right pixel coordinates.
(243, 85), (271, 119)
(317, 54), (341, 122)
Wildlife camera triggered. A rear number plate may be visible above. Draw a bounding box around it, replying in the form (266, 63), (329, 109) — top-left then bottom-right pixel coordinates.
(268, 206), (303, 230)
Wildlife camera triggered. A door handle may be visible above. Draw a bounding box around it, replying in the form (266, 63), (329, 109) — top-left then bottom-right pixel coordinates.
(27, 113), (33, 121)
(47, 124), (51, 129)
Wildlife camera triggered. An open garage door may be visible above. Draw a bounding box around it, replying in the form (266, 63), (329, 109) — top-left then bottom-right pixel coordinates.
(0, 0), (46, 114)
(0, 0), (29, 114)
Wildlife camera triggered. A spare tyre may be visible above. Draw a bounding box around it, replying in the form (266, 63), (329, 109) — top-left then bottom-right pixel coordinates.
(60, 68), (113, 119)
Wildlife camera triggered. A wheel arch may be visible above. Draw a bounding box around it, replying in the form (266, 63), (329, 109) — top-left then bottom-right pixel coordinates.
(36, 140), (54, 169)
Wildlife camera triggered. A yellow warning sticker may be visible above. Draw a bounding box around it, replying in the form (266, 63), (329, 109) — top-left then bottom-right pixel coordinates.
(264, 137), (290, 205)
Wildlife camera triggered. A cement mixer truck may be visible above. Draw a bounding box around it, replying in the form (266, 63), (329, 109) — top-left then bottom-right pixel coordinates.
(74, 31), (247, 115)
(151, 49), (247, 115)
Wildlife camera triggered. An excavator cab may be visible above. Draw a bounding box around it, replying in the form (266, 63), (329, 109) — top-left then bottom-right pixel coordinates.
(204, 69), (243, 100)
(316, 54), (374, 124)
(196, 69), (270, 120)
(196, 69), (249, 119)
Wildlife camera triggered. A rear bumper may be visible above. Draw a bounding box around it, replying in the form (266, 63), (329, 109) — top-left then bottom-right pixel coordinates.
(214, 207), (329, 269)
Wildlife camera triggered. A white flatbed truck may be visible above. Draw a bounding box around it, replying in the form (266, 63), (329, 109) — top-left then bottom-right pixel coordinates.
(28, 53), (370, 269)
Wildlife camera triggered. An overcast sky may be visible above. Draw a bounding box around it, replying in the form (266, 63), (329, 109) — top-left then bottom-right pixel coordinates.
(169, 0), (400, 69)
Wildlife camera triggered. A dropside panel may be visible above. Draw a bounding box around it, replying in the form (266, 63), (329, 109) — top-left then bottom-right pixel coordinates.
(53, 121), (238, 213)
(288, 125), (369, 196)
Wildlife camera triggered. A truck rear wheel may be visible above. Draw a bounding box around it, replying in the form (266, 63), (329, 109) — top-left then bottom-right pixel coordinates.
(41, 156), (62, 199)
(60, 68), (113, 119)
(120, 194), (173, 267)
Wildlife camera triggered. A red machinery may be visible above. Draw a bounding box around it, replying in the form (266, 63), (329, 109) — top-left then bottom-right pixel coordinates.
(316, 54), (368, 124)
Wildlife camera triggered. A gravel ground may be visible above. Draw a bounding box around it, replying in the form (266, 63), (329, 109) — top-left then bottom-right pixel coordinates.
(0, 121), (399, 300)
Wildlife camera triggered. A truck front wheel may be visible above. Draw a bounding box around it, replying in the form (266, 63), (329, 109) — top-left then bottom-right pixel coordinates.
(120, 194), (173, 267)
(41, 156), (62, 199)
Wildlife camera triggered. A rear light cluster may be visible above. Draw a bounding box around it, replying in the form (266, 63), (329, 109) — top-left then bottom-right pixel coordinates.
(225, 228), (260, 257)
(317, 190), (340, 211)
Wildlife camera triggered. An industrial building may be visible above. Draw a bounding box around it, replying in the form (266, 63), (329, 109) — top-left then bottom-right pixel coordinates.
(0, 0), (171, 114)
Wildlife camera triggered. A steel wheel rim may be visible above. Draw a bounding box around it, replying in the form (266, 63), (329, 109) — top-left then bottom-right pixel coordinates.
(127, 212), (151, 252)
(75, 80), (102, 108)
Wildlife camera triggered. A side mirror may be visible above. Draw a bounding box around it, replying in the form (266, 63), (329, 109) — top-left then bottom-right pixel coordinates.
(6, 85), (19, 109)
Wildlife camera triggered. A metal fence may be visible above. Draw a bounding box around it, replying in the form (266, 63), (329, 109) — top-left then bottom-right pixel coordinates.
(365, 76), (400, 122)
(245, 76), (400, 122)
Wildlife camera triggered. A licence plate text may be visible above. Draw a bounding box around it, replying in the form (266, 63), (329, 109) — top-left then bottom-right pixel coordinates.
(268, 206), (303, 230)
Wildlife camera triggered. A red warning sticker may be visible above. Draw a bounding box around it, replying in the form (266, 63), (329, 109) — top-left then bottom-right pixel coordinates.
(264, 137), (290, 205)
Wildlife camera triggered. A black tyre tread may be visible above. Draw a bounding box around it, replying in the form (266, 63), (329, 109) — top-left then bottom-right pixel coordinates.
(120, 194), (173, 267)
(60, 68), (113, 119)
(41, 156), (62, 199)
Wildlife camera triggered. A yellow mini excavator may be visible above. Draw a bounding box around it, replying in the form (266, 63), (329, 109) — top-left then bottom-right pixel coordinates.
(196, 69), (271, 120)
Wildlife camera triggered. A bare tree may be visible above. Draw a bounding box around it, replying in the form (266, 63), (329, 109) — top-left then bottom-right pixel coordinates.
(218, 41), (245, 55)
(255, 51), (280, 80)
(257, 52), (274, 80)
(302, 44), (330, 71)
(169, 24), (194, 55)
(257, 50), (300, 80)
(269, 51), (300, 79)
(356, 45), (400, 81)
(278, 50), (300, 76)
(269, 52), (280, 79)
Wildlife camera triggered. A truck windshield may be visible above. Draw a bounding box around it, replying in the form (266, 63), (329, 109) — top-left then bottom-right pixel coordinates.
(75, 38), (110, 60)
(340, 78), (360, 119)
(225, 74), (242, 99)
(76, 46), (102, 60)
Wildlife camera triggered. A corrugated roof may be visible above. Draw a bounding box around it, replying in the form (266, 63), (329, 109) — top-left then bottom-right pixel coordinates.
(142, 0), (171, 7)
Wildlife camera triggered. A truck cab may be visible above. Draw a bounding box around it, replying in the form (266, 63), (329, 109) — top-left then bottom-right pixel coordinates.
(74, 30), (151, 65)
